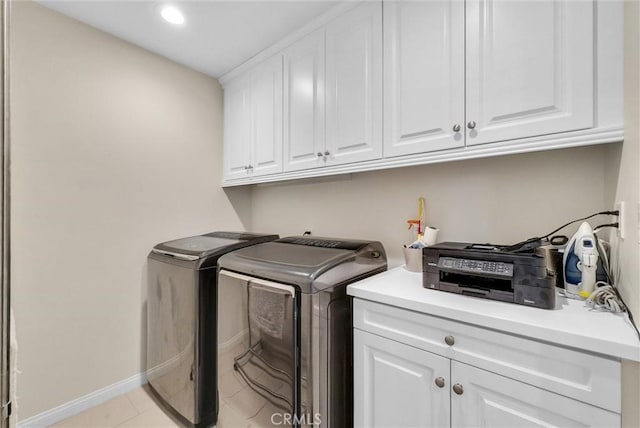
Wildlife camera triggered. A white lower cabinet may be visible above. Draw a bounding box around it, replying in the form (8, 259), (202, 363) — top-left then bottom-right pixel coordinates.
(354, 330), (450, 428)
(450, 361), (619, 428)
(353, 299), (621, 428)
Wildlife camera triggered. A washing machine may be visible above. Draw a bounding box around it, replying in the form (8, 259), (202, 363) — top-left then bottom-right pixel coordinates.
(216, 236), (387, 427)
(146, 231), (278, 427)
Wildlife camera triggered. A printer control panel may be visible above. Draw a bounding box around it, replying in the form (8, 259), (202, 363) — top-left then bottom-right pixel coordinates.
(438, 257), (514, 277)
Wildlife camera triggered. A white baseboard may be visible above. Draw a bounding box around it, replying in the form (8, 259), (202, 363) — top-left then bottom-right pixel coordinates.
(17, 372), (146, 428)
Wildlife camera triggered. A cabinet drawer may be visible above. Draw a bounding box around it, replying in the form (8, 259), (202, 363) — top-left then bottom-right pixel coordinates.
(353, 299), (621, 412)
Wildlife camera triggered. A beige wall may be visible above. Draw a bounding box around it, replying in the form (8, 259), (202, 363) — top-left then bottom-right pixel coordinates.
(251, 146), (610, 266)
(10, 2), (249, 420)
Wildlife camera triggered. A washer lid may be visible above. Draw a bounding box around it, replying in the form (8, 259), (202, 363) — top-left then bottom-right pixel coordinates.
(152, 232), (278, 261)
(230, 241), (354, 270)
(217, 236), (387, 292)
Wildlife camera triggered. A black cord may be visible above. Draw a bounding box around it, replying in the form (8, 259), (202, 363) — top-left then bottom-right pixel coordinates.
(627, 309), (640, 342)
(609, 286), (640, 341)
(593, 223), (619, 233)
(541, 210), (618, 240)
(502, 210), (619, 252)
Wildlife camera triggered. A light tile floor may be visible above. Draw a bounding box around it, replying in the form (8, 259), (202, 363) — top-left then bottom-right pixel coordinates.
(49, 383), (267, 428)
(51, 385), (181, 428)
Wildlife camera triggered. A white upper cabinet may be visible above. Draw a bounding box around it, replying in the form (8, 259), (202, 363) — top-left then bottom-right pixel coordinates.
(325, 1), (383, 165)
(385, 0), (596, 155)
(383, 1), (465, 157)
(223, 54), (283, 181)
(223, 76), (251, 181)
(250, 54), (283, 177)
(283, 29), (325, 172)
(283, 2), (383, 172)
(221, 0), (621, 186)
(465, 0), (594, 146)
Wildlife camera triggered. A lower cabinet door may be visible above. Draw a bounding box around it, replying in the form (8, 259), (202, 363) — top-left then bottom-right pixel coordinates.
(450, 361), (620, 428)
(354, 329), (450, 428)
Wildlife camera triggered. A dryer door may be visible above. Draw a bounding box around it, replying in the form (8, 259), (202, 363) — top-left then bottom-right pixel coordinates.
(218, 270), (300, 427)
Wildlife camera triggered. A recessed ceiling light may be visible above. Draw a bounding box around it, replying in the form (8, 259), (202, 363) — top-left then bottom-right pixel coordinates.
(161, 6), (185, 25)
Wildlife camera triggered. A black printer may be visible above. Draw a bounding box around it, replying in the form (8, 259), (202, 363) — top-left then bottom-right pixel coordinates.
(423, 242), (556, 309)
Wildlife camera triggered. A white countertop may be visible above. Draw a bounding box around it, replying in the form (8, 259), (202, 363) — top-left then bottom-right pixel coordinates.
(347, 267), (640, 361)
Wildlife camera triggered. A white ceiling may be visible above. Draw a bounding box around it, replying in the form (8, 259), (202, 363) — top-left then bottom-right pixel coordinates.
(36, 0), (339, 78)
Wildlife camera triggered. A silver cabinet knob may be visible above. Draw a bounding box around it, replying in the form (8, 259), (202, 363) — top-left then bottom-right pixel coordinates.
(452, 124), (461, 133)
(324, 150), (330, 156)
(317, 152), (323, 158)
(435, 377), (445, 388)
(467, 121), (476, 130)
(444, 335), (455, 346)
(453, 384), (464, 395)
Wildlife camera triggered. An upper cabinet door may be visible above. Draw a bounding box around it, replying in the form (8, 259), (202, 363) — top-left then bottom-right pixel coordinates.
(223, 77), (251, 181)
(465, 0), (594, 146)
(325, 1), (383, 165)
(250, 54), (283, 177)
(383, 0), (465, 158)
(283, 30), (325, 172)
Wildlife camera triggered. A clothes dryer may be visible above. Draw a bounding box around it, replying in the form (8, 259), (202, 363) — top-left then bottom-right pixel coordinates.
(146, 231), (278, 427)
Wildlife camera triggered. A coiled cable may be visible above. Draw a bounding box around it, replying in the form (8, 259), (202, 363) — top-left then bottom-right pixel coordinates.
(586, 283), (640, 341)
(585, 283), (625, 313)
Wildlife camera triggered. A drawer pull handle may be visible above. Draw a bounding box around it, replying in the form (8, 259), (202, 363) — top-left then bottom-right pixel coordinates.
(453, 384), (464, 395)
(444, 335), (455, 346)
(435, 377), (445, 388)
